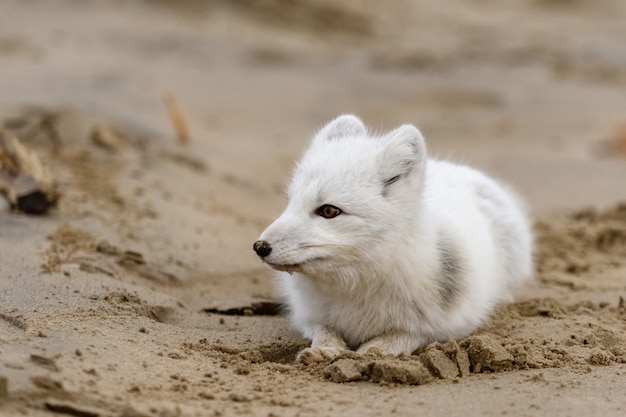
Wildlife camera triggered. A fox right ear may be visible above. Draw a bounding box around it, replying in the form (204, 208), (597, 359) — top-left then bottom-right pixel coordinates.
(316, 115), (367, 141)
(379, 124), (427, 181)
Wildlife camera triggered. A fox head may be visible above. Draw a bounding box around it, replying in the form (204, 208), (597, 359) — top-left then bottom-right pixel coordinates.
(253, 115), (427, 281)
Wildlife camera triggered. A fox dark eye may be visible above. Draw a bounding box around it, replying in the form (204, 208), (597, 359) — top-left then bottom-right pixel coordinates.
(315, 204), (342, 219)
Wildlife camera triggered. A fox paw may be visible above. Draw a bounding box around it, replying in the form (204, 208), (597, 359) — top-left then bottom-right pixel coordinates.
(296, 346), (344, 365)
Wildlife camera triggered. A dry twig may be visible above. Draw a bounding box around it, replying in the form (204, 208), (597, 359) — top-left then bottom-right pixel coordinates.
(164, 92), (190, 145)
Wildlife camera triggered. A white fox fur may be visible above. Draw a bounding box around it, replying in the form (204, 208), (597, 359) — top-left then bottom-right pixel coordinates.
(254, 115), (533, 364)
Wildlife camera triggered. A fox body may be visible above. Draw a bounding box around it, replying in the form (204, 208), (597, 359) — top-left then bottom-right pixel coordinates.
(253, 115), (533, 363)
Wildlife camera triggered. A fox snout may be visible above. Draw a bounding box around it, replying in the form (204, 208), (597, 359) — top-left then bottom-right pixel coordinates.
(253, 240), (272, 258)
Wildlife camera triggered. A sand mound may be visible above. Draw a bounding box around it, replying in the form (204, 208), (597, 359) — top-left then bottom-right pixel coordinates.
(2, 108), (626, 412)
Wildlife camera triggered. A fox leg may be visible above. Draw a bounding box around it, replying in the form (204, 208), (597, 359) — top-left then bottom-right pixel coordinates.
(296, 325), (348, 365)
(356, 331), (422, 356)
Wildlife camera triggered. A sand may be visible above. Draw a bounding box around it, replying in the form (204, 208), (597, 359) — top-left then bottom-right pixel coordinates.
(1, 0), (626, 416)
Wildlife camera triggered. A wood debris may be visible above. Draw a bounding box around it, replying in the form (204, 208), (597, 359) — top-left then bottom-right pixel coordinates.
(0, 128), (59, 214)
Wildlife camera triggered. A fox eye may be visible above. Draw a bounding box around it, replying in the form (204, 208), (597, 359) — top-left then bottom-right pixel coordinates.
(315, 204), (342, 219)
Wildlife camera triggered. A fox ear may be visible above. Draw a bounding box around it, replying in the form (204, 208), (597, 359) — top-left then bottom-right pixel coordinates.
(317, 115), (367, 141)
(379, 124), (427, 183)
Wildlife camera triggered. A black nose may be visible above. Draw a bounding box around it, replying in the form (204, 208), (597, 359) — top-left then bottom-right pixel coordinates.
(253, 240), (272, 258)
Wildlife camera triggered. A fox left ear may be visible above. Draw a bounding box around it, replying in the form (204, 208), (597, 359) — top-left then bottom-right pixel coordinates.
(379, 124), (427, 183)
(317, 114), (367, 141)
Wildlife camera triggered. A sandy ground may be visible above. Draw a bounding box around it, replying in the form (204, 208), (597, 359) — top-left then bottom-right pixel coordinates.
(1, 0), (626, 416)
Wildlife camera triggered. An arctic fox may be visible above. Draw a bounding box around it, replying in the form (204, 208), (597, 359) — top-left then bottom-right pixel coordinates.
(253, 115), (533, 364)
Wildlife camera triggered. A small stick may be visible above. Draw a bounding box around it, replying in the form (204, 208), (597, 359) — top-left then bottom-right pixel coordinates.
(164, 92), (190, 145)
(0, 128), (59, 214)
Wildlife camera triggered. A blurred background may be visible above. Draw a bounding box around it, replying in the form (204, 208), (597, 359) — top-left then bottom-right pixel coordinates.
(2, 0), (626, 215)
(1, 3), (626, 414)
